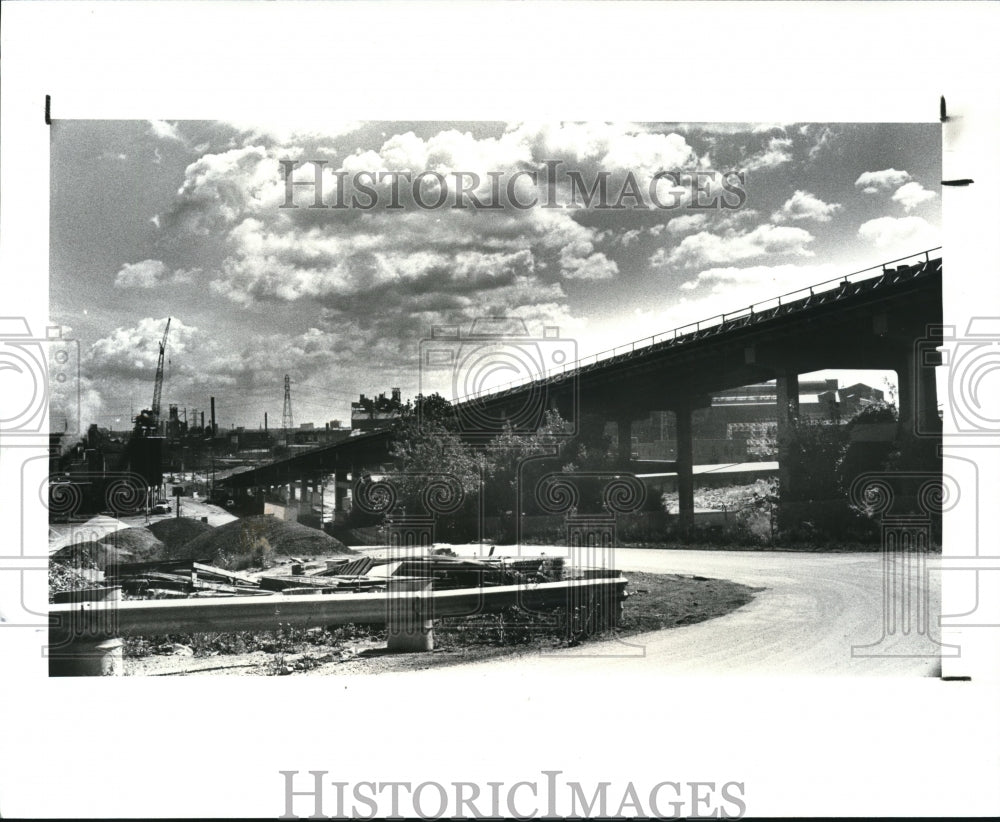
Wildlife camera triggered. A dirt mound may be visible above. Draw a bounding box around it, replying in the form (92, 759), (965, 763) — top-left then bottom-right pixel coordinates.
(51, 540), (133, 571)
(179, 515), (355, 563)
(98, 528), (165, 562)
(149, 517), (215, 551)
(327, 525), (381, 546)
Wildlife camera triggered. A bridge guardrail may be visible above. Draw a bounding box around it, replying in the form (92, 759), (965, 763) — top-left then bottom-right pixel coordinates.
(451, 247), (942, 405)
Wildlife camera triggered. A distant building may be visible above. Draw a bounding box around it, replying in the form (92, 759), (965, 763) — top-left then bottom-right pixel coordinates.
(351, 387), (405, 432)
(626, 379), (885, 463)
(291, 423), (351, 446)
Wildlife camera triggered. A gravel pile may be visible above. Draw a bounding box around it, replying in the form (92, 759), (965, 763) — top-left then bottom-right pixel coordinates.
(149, 517), (216, 553)
(180, 515), (354, 562)
(51, 540), (132, 571)
(98, 527), (165, 562)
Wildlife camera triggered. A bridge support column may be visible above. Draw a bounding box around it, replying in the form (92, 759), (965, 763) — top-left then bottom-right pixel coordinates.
(776, 371), (800, 530)
(330, 475), (341, 520)
(776, 372), (800, 429)
(896, 348), (940, 437)
(616, 417), (633, 467)
(674, 400), (694, 535)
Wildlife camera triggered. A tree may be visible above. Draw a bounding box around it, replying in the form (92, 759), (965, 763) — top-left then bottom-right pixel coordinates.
(783, 420), (846, 503)
(389, 413), (482, 510)
(836, 402), (898, 492)
(387, 404), (578, 543)
(481, 410), (573, 523)
(408, 392), (459, 432)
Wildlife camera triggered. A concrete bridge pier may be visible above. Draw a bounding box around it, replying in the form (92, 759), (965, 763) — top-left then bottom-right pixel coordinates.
(895, 345), (940, 437)
(776, 370), (800, 486)
(615, 416), (634, 467)
(328, 472), (341, 520)
(673, 399), (695, 535)
(775, 371), (800, 530)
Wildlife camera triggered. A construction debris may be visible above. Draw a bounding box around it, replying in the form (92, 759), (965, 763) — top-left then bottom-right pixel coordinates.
(107, 558), (273, 598)
(83, 549), (616, 605)
(316, 556), (375, 576)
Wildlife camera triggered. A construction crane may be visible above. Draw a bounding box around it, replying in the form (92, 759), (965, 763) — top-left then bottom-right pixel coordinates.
(150, 317), (171, 426)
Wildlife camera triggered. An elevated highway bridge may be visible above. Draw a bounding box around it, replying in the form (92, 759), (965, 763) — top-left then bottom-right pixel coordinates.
(223, 249), (942, 532)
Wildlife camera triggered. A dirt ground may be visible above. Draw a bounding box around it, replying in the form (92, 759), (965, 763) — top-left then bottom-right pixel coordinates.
(123, 569), (760, 676)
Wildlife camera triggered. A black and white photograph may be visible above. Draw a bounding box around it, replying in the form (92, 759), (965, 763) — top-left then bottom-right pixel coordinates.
(45, 118), (945, 680)
(2, 2), (998, 819)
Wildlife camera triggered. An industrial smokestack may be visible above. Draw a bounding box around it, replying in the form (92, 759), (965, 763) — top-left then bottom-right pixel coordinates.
(210, 396), (216, 435)
(264, 411), (268, 432)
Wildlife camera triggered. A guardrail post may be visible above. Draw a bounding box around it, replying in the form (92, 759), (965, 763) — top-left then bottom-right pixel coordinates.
(386, 578), (434, 652)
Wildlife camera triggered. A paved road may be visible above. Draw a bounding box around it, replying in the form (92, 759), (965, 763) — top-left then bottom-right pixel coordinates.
(423, 547), (944, 677)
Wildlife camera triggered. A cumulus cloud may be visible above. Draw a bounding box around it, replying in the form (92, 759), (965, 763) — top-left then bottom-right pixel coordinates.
(148, 120), (185, 143)
(891, 181), (936, 212)
(665, 214), (709, 235)
(612, 261), (843, 349)
(114, 259), (200, 288)
(140, 121), (867, 419)
(82, 317), (373, 423)
(855, 168), (911, 193)
(678, 262), (841, 295)
(772, 190), (841, 223)
(857, 215), (939, 250)
(88, 317), (196, 380)
(654, 223), (815, 268)
(164, 122), (649, 321)
(168, 145), (284, 233)
(114, 259), (168, 288)
(743, 137), (793, 171)
(807, 126), (836, 160)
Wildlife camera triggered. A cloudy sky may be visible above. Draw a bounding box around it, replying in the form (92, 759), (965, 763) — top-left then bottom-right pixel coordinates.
(50, 121), (941, 431)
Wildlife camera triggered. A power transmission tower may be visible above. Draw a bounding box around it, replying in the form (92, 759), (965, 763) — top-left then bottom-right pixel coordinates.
(282, 374), (294, 434)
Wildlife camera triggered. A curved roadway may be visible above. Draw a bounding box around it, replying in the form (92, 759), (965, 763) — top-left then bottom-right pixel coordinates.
(437, 548), (943, 677)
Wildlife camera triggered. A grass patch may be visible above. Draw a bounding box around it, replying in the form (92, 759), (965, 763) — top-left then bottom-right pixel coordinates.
(123, 571), (760, 675)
